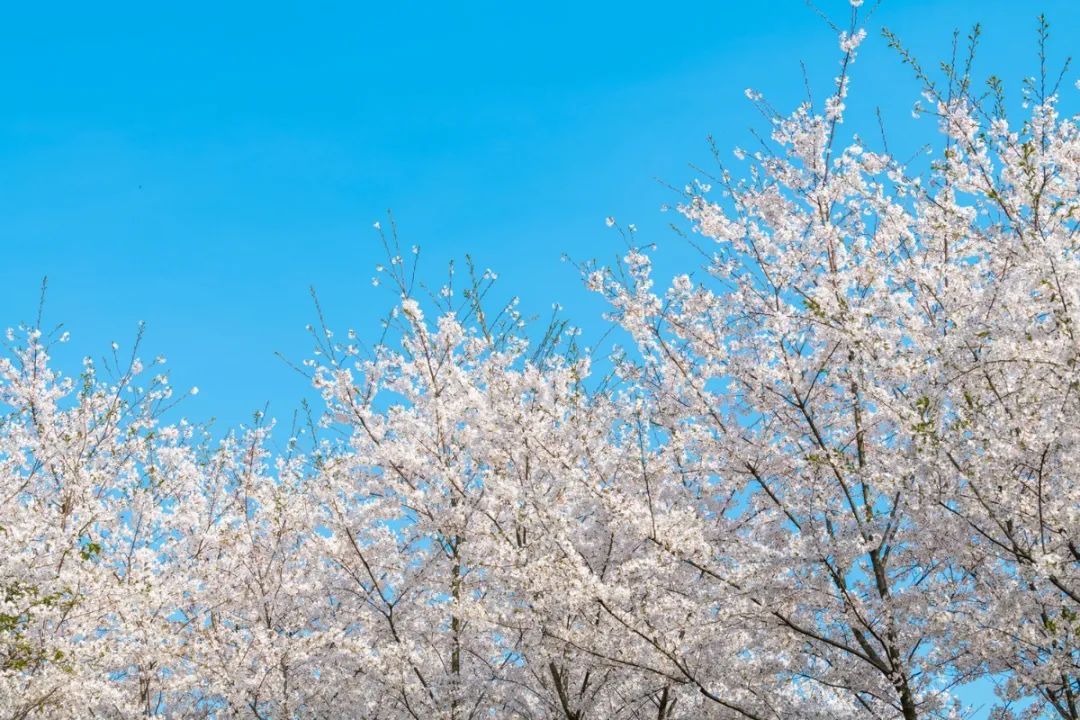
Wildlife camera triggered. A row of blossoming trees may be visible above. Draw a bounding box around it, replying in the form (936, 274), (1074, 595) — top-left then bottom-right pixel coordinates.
(2, 6), (1078, 719)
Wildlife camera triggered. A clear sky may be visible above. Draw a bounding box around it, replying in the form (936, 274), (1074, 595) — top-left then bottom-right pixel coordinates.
(0, 0), (1075, 437)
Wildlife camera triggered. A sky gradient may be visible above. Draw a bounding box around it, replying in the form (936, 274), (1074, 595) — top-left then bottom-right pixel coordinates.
(1, 0), (1076, 439)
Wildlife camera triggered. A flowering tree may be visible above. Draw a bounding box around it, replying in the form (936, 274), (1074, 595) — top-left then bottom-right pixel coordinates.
(0, 323), (200, 716)
(304, 259), (672, 718)
(581, 8), (1079, 718)
(1, 3), (1077, 718)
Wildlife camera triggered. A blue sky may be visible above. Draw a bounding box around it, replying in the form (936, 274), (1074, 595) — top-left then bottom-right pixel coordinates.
(0, 0), (1075, 438)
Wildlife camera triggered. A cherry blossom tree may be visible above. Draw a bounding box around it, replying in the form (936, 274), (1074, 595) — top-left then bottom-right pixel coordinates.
(0, 320), (202, 716)
(1, 3), (1077, 719)
(579, 8), (1078, 718)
